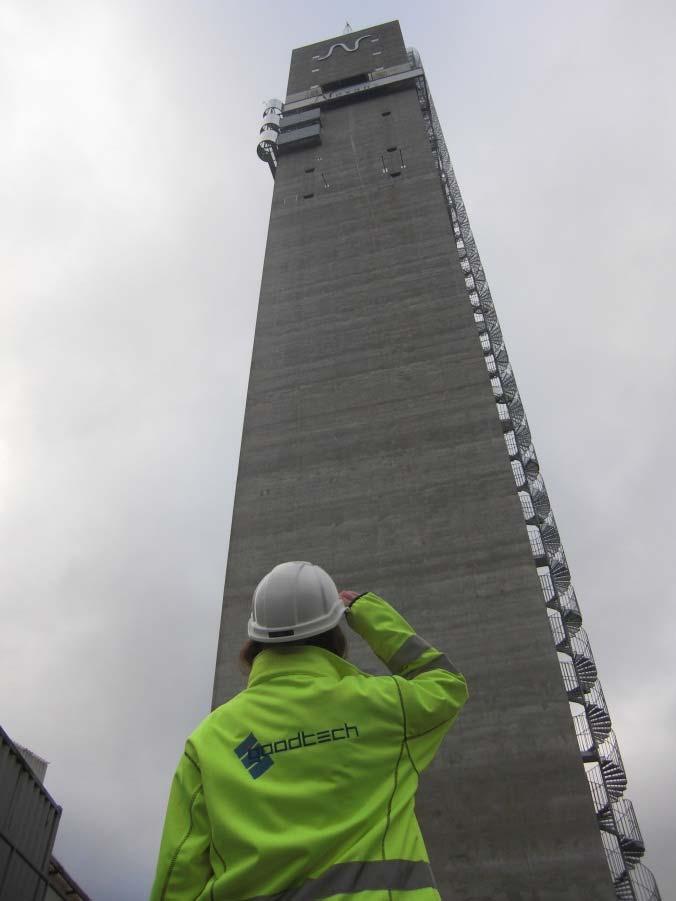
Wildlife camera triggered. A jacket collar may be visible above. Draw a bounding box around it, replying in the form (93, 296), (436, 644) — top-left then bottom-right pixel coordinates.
(247, 645), (362, 688)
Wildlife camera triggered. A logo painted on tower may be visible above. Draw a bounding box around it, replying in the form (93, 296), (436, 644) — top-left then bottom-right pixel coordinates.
(313, 35), (373, 61)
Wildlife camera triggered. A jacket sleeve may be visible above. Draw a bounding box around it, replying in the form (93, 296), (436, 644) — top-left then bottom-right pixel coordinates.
(345, 591), (468, 772)
(149, 739), (213, 901)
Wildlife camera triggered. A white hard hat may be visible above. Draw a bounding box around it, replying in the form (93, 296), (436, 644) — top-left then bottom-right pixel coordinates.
(248, 561), (344, 643)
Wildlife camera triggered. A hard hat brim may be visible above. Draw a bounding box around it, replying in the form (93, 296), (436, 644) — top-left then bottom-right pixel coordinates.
(247, 599), (344, 643)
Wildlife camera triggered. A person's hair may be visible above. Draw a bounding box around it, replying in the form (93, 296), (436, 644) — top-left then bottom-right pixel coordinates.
(238, 624), (347, 675)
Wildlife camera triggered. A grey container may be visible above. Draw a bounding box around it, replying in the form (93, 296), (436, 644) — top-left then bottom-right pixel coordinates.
(0, 725), (61, 901)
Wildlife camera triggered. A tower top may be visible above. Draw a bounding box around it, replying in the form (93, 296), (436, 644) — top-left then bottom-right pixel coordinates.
(286, 19), (406, 100)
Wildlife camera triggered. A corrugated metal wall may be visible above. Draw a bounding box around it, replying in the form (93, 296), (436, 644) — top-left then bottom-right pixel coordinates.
(14, 746), (48, 786)
(0, 725), (61, 901)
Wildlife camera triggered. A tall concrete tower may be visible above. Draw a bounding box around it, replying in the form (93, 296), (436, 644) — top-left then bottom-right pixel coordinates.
(213, 21), (660, 901)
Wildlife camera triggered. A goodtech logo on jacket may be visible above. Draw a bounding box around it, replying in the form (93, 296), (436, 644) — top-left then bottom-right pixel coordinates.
(234, 723), (361, 779)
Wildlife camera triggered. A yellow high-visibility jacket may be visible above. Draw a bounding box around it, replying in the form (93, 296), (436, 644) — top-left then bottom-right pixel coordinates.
(150, 592), (468, 900)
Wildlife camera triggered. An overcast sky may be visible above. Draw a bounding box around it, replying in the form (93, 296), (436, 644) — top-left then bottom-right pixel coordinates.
(2, 2), (674, 898)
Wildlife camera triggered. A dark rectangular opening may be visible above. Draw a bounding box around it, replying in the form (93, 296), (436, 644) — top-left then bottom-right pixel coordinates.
(304, 167), (315, 173)
(387, 146), (397, 152)
(322, 73), (367, 92)
(303, 192), (315, 199)
(279, 108), (321, 133)
(381, 111), (391, 117)
(390, 172), (401, 178)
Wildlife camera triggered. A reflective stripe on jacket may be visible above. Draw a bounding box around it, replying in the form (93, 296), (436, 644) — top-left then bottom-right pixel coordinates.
(149, 592), (469, 900)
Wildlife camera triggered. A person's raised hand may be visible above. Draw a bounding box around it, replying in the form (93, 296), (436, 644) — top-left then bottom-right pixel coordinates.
(339, 590), (360, 608)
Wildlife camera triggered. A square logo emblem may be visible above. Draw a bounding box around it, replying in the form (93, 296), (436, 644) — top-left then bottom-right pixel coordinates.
(234, 732), (273, 780)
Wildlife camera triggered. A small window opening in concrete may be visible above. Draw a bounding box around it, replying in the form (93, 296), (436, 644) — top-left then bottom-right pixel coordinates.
(390, 171), (401, 178)
(305, 167), (315, 173)
(387, 146), (397, 152)
(303, 193), (314, 199)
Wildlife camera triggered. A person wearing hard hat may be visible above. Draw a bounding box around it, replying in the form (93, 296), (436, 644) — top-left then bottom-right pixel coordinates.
(150, 562), (468, 900)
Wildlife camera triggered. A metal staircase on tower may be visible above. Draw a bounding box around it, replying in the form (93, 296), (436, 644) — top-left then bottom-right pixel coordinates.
(406, 47), (661, 901)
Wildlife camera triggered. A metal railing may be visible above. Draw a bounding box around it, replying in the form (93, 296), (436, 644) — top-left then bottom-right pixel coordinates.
(559, 659), (583, 700)
(628, 863), (661, 901)
(511, 460), (526, 489)
(504, 430), (518, 458)
(572, 711), (596, 759)
(408, 45), (661, 900)
(518, 490), (535, 522)
(538, 569), (557, 604)
(586, 762), (610, 816)
(613, 799), (644, 849)
(601, 830), (627, 883)
(527, 525), (545, 560)
(547, 610), (567, 650)
(598, 732), (627, 782)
